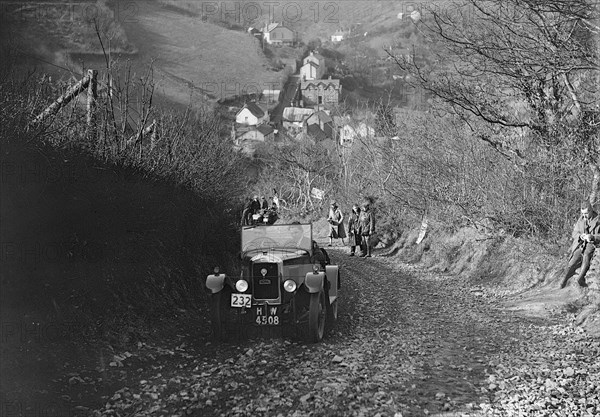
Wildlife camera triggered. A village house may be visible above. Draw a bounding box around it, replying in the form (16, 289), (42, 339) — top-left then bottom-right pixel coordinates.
(282, 107), (315, 136)
(331, 30), (345, 42)
(232, 124), (275, 157)
(261, 89), (281, 104)
(303, 51), (325, 67)
(305, 110), (334, 139)
(299, 77), (341, 107)
(263, 23), (296, 46)
(247, 27), (262, 38)
(299, 61), (324, 81)
(334, 116), (375, 146)
(306, 123), (328, 141)
(235, 102), (268, 126)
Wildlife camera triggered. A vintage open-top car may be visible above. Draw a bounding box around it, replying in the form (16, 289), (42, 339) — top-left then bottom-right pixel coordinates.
(205, 223), (340, 342)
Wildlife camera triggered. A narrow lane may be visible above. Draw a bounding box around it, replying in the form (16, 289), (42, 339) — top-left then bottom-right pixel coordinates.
(91, 248), (598, 416)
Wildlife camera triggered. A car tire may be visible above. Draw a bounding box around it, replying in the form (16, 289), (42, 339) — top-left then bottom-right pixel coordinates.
(307, 290), (326, 343)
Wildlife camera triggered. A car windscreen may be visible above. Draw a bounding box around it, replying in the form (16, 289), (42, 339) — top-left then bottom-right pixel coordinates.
(241, 224), (312, 252)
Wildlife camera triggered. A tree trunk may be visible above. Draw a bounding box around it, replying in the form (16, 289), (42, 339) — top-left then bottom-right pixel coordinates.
(590, 161), (600, 206)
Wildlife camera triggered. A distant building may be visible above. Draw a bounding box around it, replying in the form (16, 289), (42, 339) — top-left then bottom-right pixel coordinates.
(306, 110), (334, 139)
(261, 89), (281, 104)
(282, 107), (315, 134)
(248, 27), (262, 38)
(233, 124), (275, 156)
(307, 123), (328, 141)
(300, 77), (341, 107)
(334, 116), (375, 146)
(263, 23), (296, 46)
(331, 30), (345, 42)
(299, 61), (324, 81)
(236, 102), (268, 126)
(303, 51), (325, 67)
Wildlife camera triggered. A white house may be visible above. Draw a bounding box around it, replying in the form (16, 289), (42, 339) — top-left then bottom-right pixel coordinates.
(261, 89), (281, 104)
(331, 30), (345, 42)
(334, 116), (375, 146)
(235, 102), (268, 126)
(299, 61), (324, 81)
(303, 51), (325, 67)
(263, 22), (296, 45)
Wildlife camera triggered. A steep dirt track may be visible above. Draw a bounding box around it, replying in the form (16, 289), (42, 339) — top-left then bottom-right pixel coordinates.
(87, 247), (599, 417)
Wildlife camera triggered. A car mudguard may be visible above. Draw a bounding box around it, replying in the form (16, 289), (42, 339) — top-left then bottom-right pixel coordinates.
(303, 271), (325, 293)
(206, 274), (226, 294)
(325, 265), (339, 298)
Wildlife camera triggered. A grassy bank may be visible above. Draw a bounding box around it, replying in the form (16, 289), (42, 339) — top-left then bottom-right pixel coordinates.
(385, 223), (600, 337)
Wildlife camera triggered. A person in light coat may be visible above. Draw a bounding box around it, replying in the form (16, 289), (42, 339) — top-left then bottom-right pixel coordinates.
(327, 201), (347, 246)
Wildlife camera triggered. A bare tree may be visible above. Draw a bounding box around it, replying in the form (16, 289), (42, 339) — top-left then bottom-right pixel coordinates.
(394, 0), (600, 202)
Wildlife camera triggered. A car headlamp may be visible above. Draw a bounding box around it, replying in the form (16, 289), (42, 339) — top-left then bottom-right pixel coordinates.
(283, 279), (297, 292)
(235, 279), (249, 292)
(312, 264), (320, 273)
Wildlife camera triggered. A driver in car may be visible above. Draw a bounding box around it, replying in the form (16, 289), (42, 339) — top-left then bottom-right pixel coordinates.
(284, 224), (312, 249)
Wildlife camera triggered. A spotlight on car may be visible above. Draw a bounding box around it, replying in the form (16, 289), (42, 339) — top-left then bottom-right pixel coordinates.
(283, 279), (297, 292)
(235, 279), (249, 292)
(312, 264), (320, 274)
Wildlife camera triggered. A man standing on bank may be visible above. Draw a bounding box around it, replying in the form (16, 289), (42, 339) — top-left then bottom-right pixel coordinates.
(560, 200), (600, 289)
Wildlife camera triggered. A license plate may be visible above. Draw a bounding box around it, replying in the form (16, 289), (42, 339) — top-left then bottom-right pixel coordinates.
(231, 294), (251, 308)
(254, 305), (280, 326)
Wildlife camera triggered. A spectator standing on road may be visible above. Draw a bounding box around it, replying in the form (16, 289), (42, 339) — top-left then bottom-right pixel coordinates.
(560, 200), (600, 288)
(357, 199), (376, 257)
(327, 201), (346, 246)
(347, 204), (361, 256)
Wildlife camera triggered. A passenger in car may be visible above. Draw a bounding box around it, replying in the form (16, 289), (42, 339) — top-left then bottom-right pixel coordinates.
(312, 240), (331, 269)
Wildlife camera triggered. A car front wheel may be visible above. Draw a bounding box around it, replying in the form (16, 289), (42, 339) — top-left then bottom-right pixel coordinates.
(307, 290), (326, 342)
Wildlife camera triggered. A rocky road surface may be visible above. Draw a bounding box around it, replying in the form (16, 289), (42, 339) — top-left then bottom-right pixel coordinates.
(87, 247), (600, 417)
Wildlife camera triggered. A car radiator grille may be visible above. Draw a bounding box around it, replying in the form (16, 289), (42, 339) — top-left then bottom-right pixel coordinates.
(252, 263), (279, 300)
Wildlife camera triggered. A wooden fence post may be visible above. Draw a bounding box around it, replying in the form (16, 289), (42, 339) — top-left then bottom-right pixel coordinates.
(32, 72), (91, 125)
(86, 69), (98, 128)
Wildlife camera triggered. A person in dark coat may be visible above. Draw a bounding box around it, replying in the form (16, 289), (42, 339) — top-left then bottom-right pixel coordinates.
(261, 196), (269, 210)
(312, 240), (331, 269)
(560, 200), (600, 288)
(357, 200), (375, 257)
(241, 195), (262, 225)
(347, 204), (361, 256)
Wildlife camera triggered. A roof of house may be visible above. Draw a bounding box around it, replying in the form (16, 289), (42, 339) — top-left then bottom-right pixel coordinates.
(301, 78), (340, 89)
(307, 110), (333, 124)
(282, 107), (314, 122)
(237, 102), (265, 119)
(264, 23), (279, 32)
(302, 61), (320, 69)
(257, 124), (274, 135)
(304, 51), (325, 63)
(264, 23), (294, 34)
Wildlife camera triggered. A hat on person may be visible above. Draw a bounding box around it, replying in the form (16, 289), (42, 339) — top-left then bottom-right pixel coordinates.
(253, 195), (259, 199)
(330, 200), (337, 207)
